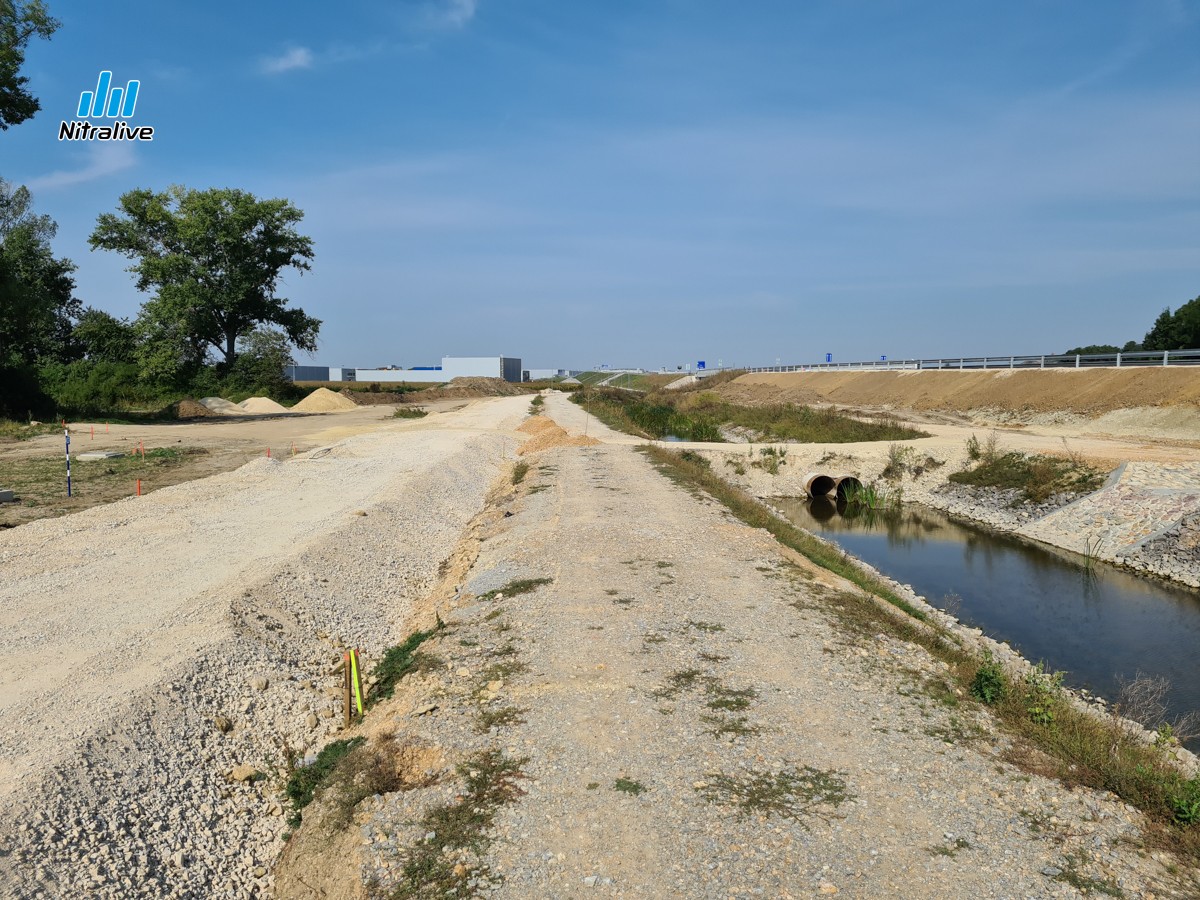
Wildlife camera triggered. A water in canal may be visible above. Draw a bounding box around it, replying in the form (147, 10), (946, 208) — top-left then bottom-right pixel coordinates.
(776, 498), (1200, 745)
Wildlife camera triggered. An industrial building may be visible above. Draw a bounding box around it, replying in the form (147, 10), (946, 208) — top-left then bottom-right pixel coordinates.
(286, 357), (524, 384)
(283, 365), (354, 382)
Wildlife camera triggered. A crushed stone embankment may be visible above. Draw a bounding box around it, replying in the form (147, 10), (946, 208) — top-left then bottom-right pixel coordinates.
(285, 436), (1193, 898)
(0, 396), (530, 899)
(689, 437), (1200, 588)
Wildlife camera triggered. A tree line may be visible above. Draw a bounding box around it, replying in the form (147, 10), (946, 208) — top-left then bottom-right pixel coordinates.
(1, 2), (320, 419)
(0, 179), (321, 419)
(1063, 297), (1200, 357)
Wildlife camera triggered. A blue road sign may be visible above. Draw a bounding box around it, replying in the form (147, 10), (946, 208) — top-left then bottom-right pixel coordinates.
(825, 353), (832, 363)
(697, 360), (706, 370)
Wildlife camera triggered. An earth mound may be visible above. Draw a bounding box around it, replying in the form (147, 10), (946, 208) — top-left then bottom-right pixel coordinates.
(293, 388), (359, 413)
(238, 397), (289, 414)
(517, 415), (558, 435)
(518, 422), (601, 454)
(199, 397), (245, 416)
(402, 378), (529, 403)
(173, 399), (215, 419)
(717, 369), (1200, 416)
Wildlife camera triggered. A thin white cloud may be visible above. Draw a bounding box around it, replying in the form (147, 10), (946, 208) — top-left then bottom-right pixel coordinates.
(427, 0), (477, 29)
(26, 143), (137, 192)
(260, 46), (314, 75)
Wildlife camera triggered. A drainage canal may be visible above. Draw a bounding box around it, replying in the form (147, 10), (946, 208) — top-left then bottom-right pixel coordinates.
(777, 498), (1200, 749)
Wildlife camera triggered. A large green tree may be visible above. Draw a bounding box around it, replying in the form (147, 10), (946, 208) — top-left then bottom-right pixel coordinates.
(0, 178), (78, 366)
(89, 186), (320, 373)
(0, 1), (60, 130)
(0, 178), (77, 416)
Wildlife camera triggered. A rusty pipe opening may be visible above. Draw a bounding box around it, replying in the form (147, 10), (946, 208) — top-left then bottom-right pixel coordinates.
(804, 472), (835, 498)
(834, 475), (863, 501)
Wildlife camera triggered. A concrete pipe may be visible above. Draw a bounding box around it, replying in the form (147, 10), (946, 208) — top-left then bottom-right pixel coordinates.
(804, 472), (835, 498)
(834, 475), (863, 501)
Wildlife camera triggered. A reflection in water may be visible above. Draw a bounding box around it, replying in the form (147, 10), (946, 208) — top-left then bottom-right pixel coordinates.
(776, 498), (1200, 747)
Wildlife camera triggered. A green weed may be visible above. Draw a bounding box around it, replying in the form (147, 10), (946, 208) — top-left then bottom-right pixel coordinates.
(373, 627), (442, 700)
(284, 737), (365, 827)
(476, 577), (552, 602)
(697, 766), (852, 824)
(970, 654), (1007, 705)
(614, 777), (646, 796)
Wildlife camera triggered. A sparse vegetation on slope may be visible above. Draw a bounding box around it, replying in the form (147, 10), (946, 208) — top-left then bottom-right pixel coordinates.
(643, 444), (1200, 867)
(950, 449), (1103, 503)
(573, 387), (927, 444)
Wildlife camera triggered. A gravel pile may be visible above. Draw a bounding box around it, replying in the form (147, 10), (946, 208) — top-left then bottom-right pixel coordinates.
(0, 399), (529, 898)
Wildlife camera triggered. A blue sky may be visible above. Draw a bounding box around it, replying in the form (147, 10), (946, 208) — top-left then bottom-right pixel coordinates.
(6, 0), (1199, 369)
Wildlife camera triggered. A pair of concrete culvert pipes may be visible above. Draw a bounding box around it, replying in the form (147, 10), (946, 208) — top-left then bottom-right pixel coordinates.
(804, 472), (862, 500)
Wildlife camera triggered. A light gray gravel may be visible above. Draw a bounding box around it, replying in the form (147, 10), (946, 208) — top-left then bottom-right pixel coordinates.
(346, 426), (1196, 898)
(0, 397), (529, 899)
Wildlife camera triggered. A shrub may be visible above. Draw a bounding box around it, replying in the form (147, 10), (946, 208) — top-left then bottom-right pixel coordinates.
(970, 654), (1007, 705)
(1022, 663), (1064, 726)
(1168, 777), (1200, 825)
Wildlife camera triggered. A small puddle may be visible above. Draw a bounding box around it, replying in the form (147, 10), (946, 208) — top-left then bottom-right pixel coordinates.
(777, 498), (1200, 748)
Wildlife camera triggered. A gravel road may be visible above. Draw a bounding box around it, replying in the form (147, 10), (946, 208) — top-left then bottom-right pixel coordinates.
(0, 397), (529, 898)
(326, 398), (1194, 899)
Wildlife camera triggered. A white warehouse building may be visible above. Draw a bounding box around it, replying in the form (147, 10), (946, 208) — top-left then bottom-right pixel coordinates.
(354, 356), (522, 384)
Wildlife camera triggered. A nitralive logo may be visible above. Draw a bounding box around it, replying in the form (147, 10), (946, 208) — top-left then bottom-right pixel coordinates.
(58, 71), (153, 141)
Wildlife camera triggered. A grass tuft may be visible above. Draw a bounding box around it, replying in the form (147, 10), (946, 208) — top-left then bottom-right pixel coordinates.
(373, 627), (443, 700)
(950, 450), (1102, 503)
(476, 577), (552, 602)
(613, 777), (647, 796)
(697, 766), (852, 824)
(284, 737), (366, 827)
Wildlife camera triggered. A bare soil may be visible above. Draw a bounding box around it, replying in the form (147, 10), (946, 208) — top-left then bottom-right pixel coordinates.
(0, 403), (466, 527)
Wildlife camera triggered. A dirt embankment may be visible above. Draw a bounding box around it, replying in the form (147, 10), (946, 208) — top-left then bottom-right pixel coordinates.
(341, 378), (531, 406)
(717, 369), (1200, 416)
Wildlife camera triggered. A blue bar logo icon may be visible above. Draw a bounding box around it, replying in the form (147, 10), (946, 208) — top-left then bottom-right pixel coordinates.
(60, 71), (153, 142)
(77, 71), (139, 118)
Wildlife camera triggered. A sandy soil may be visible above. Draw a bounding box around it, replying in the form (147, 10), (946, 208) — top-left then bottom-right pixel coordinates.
(0, 402), (470, 527)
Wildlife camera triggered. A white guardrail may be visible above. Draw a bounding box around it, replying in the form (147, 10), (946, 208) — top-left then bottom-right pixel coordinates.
(744, 349), (1200, 373)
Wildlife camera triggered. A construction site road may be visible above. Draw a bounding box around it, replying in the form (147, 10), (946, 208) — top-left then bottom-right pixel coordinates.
(0, 397), (528, 898)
